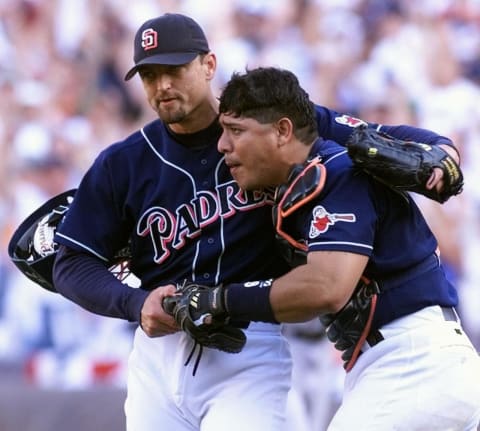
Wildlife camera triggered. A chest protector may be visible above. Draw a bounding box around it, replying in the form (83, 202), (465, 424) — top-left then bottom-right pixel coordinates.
(273, 156), (326, 267)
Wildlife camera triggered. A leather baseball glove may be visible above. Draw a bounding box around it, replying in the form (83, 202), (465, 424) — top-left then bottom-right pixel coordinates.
(162, 281), (246, 353)
(346, 126), (464, 203)
(320, 277), (380, 372)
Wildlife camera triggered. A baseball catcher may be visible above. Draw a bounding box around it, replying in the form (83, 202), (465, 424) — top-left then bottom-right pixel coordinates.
(346, 126), (464, 203)
(156, 139), (464, 370)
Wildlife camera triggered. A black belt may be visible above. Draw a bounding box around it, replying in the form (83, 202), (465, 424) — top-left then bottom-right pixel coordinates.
(441, 306), (459, 322)
(290, 329), (326, 341)
(366, 306), (459, 348)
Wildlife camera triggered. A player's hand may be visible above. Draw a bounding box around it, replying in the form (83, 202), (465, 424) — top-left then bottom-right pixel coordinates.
(162, 282), (228, 326)
(161, 281), (246, 354)
(426, 145), (460, 195)
(140, 284), (180, 337)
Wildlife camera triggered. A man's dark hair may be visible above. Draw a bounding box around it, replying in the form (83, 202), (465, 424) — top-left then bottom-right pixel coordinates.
(219, 67), (318, 144)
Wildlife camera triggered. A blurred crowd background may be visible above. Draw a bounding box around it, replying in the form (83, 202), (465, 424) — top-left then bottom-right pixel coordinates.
(0, 0), (479, 429)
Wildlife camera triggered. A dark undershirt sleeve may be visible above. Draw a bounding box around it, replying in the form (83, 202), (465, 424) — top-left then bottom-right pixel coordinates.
(53, 245), (150, 323)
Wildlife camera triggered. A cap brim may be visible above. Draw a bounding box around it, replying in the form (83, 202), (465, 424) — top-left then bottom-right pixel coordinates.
(124, 52), (200, 81)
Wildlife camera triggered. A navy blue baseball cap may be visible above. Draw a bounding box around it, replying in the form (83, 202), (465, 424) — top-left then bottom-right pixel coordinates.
(124, 13), (210, 81)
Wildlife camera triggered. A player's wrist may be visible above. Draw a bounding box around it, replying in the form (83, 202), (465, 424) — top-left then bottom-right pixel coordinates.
(187, 285), (228, 324)
(224, 280), (278, 323)
(206, 285), (228, 317)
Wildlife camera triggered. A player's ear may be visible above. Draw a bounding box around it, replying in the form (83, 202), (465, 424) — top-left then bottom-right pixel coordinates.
(202, 52), (216, 80)
(276, 117), (294, 146)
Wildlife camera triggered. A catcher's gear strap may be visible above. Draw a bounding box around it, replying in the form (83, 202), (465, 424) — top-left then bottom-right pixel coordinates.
(274, 156), (326, 258)
(320, 277), (380, 372)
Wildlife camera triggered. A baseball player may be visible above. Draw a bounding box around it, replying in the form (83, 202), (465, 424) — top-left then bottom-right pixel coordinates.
(44, 14), (466, 431)
(178, 66), (480, 430)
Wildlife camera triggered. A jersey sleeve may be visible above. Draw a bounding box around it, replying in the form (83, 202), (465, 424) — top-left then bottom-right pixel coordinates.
(315, 105), (456, 150)
(302, 162), (378, 256)
(55, 150), (132, 262)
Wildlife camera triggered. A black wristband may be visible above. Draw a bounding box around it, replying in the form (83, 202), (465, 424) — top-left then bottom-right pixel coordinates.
(224, 280), (278, 323)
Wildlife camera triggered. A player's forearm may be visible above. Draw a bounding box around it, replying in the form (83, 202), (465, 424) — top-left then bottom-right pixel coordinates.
(53, 245), (149, 322)
(316, 106), (459, 157)
(223, 269), (341, 324)
(223, 252), (366, 324)
(268, 265), (343, 322)
(380, 124), (461, 165)
(379, 124), (458, 153)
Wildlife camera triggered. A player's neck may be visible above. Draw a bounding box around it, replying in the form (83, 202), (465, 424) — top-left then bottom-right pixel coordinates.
(169, 94), (219, 134)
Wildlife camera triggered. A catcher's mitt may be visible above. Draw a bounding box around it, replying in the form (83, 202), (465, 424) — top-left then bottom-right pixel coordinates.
(162, 281), (246, 354)
(346, 126), (463, 203)
(320, 277), (380, 372)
